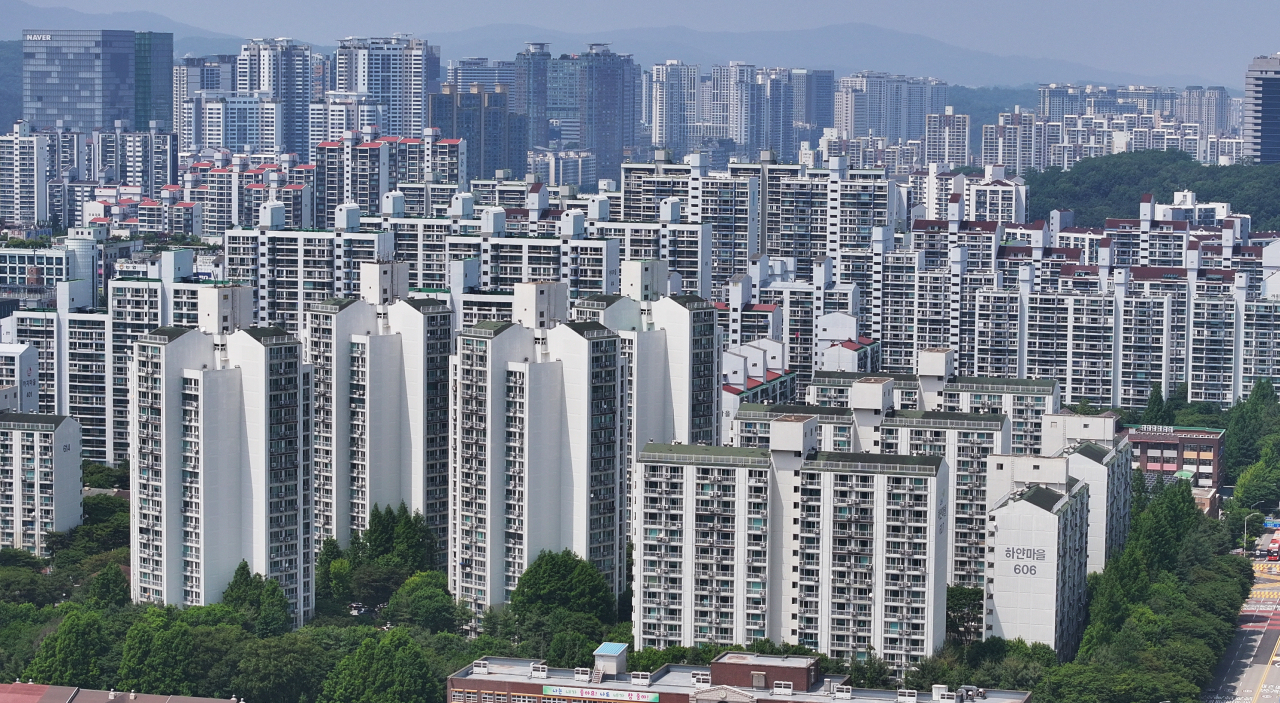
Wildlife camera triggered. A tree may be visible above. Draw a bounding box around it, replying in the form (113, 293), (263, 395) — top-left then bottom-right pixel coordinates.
(510, 550), (616, 624)
(0, 548), (43, 570)
(318, 629), (442, 703)
(85, 564), (130, 608)
(365, 505), (395, 560)
(255, 578), (292, 637)
(81, 460), (128, 490)
(25, 609), (110, 687)
(351, 556), (411, 606)
(0, 566), (63, 606)
(385, 570), (465, 633)
(1142, 382), (1172, 426)
(330, 558), (354, 604)
(945, 586), (983, 645)
(1225, 379), (1279, 482)
(546, 630), (596, 668)
(232, 634), (337, 703)
(1234, 449), (1280, 509)
(222, 560), (264, 614)
(81, 494), (128, 524)
(391, 504), (434, 571)
(317, 537), (344, 601)
(117, 609), (200, 696)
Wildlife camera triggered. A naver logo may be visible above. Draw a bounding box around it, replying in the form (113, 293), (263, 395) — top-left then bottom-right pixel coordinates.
(25, 34), (52, 41)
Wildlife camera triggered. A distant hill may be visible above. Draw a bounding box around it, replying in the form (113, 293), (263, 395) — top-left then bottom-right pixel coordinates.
(1024, 150), (1280, 231)
(425, 23), (1222, 88)
(947, 86), (1040, 153)
(0, 0), (236, 40)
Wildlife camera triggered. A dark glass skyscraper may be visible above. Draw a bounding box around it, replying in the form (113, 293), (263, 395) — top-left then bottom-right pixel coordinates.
(22, 29), (172, 132)
(427, 83), (529, 180)
(1245, 54), (1280, 164)
(513, 42), (552, 148)
(134, 32), (174, 129)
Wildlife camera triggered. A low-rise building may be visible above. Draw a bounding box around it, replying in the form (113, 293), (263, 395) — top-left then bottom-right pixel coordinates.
(1121, 424), (1224, 488)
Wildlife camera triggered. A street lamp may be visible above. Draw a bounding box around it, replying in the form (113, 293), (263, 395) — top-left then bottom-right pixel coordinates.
(1245, 501), (1266, 553)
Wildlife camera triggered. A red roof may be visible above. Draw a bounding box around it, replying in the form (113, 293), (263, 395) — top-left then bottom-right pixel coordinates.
(1059, 264), (1099, 277)
(440, 138), (463, 144)
(1128, 266), (1188, 281)
(722, 384), (744, 396)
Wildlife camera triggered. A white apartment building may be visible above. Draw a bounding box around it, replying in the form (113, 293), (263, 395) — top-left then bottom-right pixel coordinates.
(0, 344), (39, 414)
(365, 192), (714, 299)
(223, 203), (395, 333)
(1, 281), (110, 461)
(450, 296), (626, 620)
(990, 437), (1130, 575)
(130, 325), (313, 626)
(986, 461), (1089, 660)
(635, 414), (948, 674)
(720, 338), (794, 442)
(0, 121), (50, 228)
(651, 61), (700, 155)
(756, 372), (1009, 587)
(301, 263), (452, 559)
(179, 91), (284, 154)
(924, 108), (970, 166)
(0, 412), (82, 557)
(621, 154), (761, 290)
(570, 276), (722, 475)
(721, 254), (859, 387)
(334, 36), (438, 139)
(806, 349), (1059, 456)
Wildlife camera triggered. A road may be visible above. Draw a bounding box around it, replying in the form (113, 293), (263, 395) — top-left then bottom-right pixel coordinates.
(1205, 560), (1280, 703)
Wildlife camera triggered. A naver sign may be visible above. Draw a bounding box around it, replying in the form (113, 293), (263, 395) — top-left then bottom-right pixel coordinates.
(25, 34), (53, 40)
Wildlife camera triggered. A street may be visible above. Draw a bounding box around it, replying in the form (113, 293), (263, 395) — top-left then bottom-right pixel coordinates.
(1205, 560), (1280, 703)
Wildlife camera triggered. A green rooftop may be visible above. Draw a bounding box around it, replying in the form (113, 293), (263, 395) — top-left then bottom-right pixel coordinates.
(949, 376), (1058, 390)
(737, 403), (853, 418)
(144, 326), (191, 341)
(639, 443), (771, 465)
(1072, 442), (1112, 464)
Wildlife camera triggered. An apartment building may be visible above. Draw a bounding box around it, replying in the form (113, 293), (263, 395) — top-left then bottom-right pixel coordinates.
(300, 264), (453, 561)
(0, 412), (82, 556)
(0, 121), (49, 227)
(720, 339), (795, 442)
(985, 459), (1089, 660)
(0, 281), (111, 461)
(990, 435), (1130, 576)
(923, 108), (970, 166)
(621, 154), (761, 291)
(130, 326), (313, 626)
(450, 298), (626, 620)
(222, 204), (394, 333)
(365, 192), (715, 298)
(635, 414), (947, 672)
(571, 279), (722, 467)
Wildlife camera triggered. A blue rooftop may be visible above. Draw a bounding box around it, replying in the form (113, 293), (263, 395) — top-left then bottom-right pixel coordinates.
(594, 642), (628, 656)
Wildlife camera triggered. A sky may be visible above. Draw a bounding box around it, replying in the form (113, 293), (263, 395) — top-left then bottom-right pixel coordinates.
(20, 0), (1279, 86)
